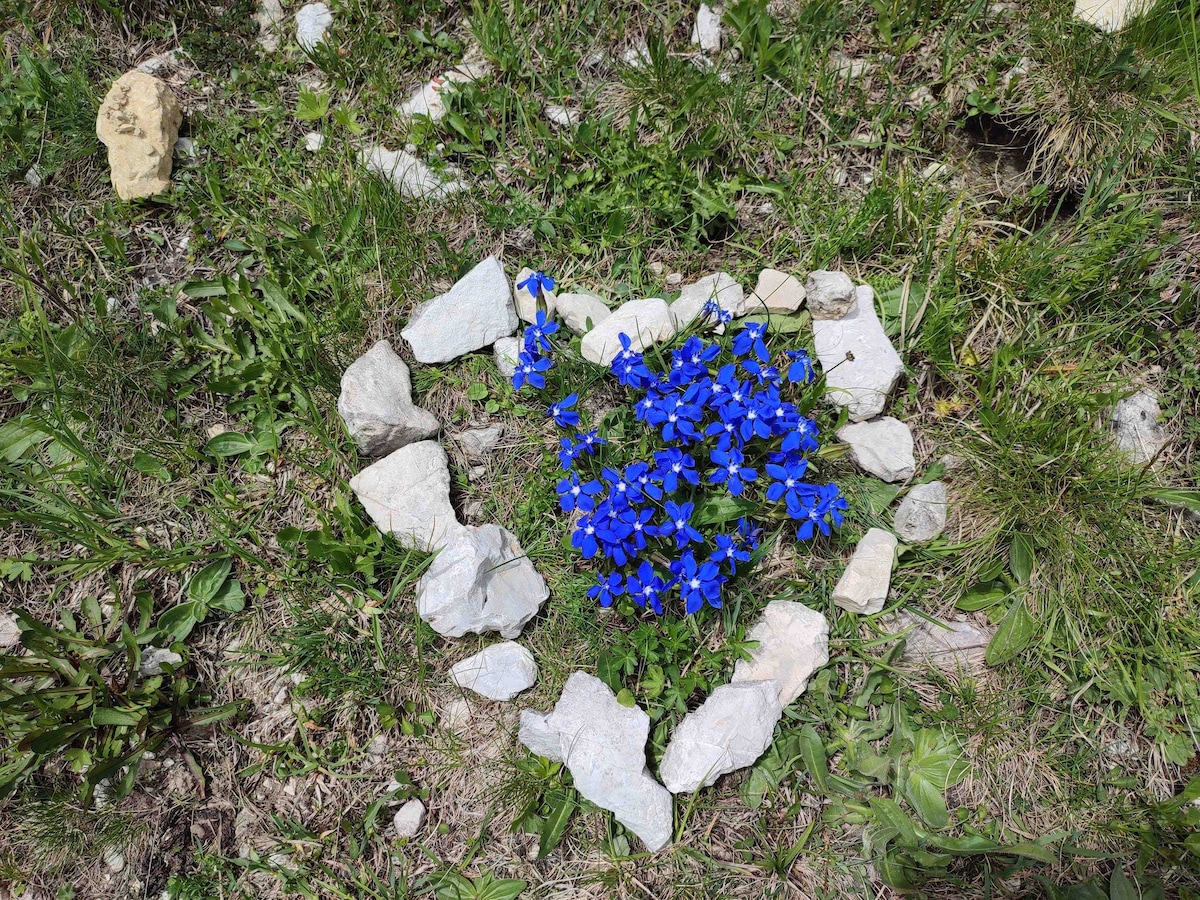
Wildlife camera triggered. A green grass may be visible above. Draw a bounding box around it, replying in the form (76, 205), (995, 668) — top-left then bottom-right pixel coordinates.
(1, 0), (1199, 897)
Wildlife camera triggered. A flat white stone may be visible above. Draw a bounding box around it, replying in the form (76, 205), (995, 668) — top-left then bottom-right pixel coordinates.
(557, 292), (611, 335)
(493, 336), (521, 378)
(0, 611), (20, 649)
(732, 601), (829, 705)
(402, 257), (518, 364)
(514, 266), (558, 323)
(360, 144), (466, 201)
(399, 77), (451, 121)
(669, 272), (744, 330)
(891, 612), (989, 673)
(140, 647), (183, 676)
(832, 528), (897, 615)
(393, 799), (426, 837)
(805, 270), (856, 320)
(837, 417), (915, 483)
(581, 298), (675, 366)
(1073, 0), (1150, 31)
(746, 269), (805, 314)
(103, 849), (126, 873)
(659, 681), (781, 794)
(691, 4), (722, 52)
(303, 131), (324, 152)
(449, 641), (537, 701)
(893, 481), (947, 543)
(349, 441), (464, 552)
(338, 340), (439, 456)
(519, 673), (673, 851)
(544, 104), (580, 127)
(456, 425), (503, 458)
(295, 2), (333, 51)
(416, 525), (548, 638)
(813, 286), (903, 420)
(621, 45), (651, 68)
(1111, 388), (1165, 465)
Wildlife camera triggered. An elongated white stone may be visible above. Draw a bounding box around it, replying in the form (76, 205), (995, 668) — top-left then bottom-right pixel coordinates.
(812, 286), (903, 421)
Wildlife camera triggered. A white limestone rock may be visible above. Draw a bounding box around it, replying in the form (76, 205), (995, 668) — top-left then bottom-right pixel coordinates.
(747, 269), (805, 314)
(813, 284), (902, 420)
(732, 601), (829, 706)
(832, 528), (897, 615)
(514, 267), (558, 323)
(893, 481), (948, 543)
(1111, 388), (1165, 465)
(449, 641), (537, 701)
(393, 799), (426, 837)
(519, 673), (673, 851)
(399, 77), (451, 121)
(0, 611), (20, 649)
(338, 340), (439, 456)
(544, 104), (580, 127)
(295, 2), (333, 51)
(349, 441), (464, 552)
(581, 298), (675, 366)
(360, 144), (467, 201)
(1074, 0), (1150, 31)
(254, 0), (284, 50)
(805, 271), (856, 320)
(891, 612), (989, 673)
(415, 525), (548, 639)
(669, 272), (744, 331)
(140, 647), (183, 676)
(691, 4), (722, 52)
(493, 336), (521, 378)
(401, 257), (518, 364)
(442, 698), (471, 732)
(659, 681), (781, 794)
(557, 292), (611, 335)
(456, 425), (503, 458)
(837, 417), (915, 483)
(303, 131), (324, 152)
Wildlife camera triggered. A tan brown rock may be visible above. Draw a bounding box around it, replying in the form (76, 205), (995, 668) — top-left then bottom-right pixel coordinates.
(96, 71), (182, 200)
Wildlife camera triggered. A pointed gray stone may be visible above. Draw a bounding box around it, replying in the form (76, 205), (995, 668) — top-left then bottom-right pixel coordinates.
(832, 528), (897, 615)
(401, 257), (518, 363)
(338, 340), (440, 456)
(893, 481), (948, 543)
(732, 601), (829, 705)
(659, 681), (781, 794)
(812, 286), (903, 420)
(837, 417), (915, 483)
(349, 441), (464, 552)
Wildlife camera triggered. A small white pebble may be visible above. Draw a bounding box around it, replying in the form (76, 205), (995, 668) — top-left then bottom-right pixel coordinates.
(393, 799), (426, 837)
(103, 849), (125, 873)
(303, 132), (325, 152)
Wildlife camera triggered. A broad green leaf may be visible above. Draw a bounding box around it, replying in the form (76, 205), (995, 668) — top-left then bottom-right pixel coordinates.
(798, 725), (828, 791)
(186, 559), (233, 605)
(466, 382), (488, 401)
(1006, 841), (1058, 863)
(1009, 532), (1035, 584)
(956, 584), (1006, 611)
(477, 877), (527, 900)
(538, 788), (576, 858)
(132, 450), (172, 483)
(903, 774), (949, 828)
(207, 578), (245, 613)
(1109, 869), (1137, 900)
(91, 706), (144, 727)
(694, 494), (757, 526)
(205, 432), (255, 457)
(986, 600), (1037, 666)
(740, 765), (772, 809)
(157, 600), (205, 642)
(615, 688), (636, 708)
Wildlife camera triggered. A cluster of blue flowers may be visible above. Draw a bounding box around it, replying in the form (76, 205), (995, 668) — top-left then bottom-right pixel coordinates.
(511, 272), (847, 616)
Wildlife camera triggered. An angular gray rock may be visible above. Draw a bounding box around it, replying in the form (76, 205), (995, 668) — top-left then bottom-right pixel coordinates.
(449, 641), (537, 700)
(891, 612), (989, 673)
(295, 2), (333, 51)
(514, 266), (558, 323)
(360, 144), (467, 201)
(668, 272), (744, 331)
(893, 481), (948, 543)
(349, 441), (464, 552)
(813, 285), (904, 420)
(140, 647), (183, 676)
(805, 270), (856, 320)
(401, 257), (518, 364)
(493, 336), (521, 378)
(1111, 388), (1165, 465)
(393, 799), (426, 837)
(691, 3), (722, 52)
(455, 425), (503, 459)
(747, 269), (805, 314)
(581, 297), (674, 366)
(518, 673), (673, 851)
(557, 292), (611, 335)
(338, 340), (439, 456)
(832, 528), (897, 615)
(732, 601), (829, 706)
(837, 416), (915, 483)
(415, 525), (548, 639)
(659, 681), (781, 794)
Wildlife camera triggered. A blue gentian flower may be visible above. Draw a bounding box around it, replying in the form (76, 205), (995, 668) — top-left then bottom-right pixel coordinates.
(572, 515), (600, 558)
(710, 533), (751, 574)
(654, 448), (699, 492)
(587, 571), (625, 608)
(626, 561), (669, 615)
(709, 447), (758, 497)
(558, 437), (581, 470)
(625, 461), (662, 501)
(765, 458), (810, 503)
(657, 500), (703, 547)
(517, 270), (556, 298)
(556, 472), (603, 512)
(781, 416), (820, 454)
(575, 429), (606, 453)
(524, 310), (559, 354)
(513, 351), (553, 390)
(671, 551), (725, 614)
(547, 393), (580, 428)
(732, 322), (769, 362)
(702, 298), (733, 325)
(786, 349), (816, 384)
